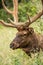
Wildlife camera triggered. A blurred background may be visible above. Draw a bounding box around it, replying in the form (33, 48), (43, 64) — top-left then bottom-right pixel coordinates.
(0, 0), (43, 65)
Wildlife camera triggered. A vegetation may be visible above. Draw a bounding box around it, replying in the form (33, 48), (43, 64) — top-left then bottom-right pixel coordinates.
(0, 0), (43, 65)
(0, 25), (43, 65)
(0, 0), (37, 22)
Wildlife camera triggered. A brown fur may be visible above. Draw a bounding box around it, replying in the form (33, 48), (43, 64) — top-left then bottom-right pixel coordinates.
(10, 27), (43, 55)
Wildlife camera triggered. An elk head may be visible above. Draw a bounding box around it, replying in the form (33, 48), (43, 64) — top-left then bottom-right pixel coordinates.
(0, 0), (43, 55)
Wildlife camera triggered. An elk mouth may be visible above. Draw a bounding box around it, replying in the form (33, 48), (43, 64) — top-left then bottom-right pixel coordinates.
(10, 42), (20, 50)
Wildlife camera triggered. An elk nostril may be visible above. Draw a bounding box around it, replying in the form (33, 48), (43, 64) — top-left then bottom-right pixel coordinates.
(10, 43), (14, 48)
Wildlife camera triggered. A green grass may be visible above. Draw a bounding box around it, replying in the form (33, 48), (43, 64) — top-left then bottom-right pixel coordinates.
(0, 25), (43, 65)
(0, 0), (43, 65)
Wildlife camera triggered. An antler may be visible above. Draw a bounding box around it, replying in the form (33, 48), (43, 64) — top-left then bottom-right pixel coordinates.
(0, 0), (21, 28)
(2, 0), (18, 22)
(22, 0), (43, 27)
(41, 0), (43, 12)
(0, 0), (43, 30)
(24, 11), (43, 27)
(2, 0), (12, 14)
(13, 0), (18, 22)
(0, 20), (15, 27)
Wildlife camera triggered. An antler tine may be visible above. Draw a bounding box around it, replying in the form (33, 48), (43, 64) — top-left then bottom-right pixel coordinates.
(8, 18), (25, 26)
(24, 11), (43, 27)
(2, 0), (13, 14)
(0, 20), (15, 27)
(24, 14), (31, 27)
(29, 11), (43, 24)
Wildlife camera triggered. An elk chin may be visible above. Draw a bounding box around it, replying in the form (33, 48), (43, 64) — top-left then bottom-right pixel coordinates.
(10, 42), (19, 50)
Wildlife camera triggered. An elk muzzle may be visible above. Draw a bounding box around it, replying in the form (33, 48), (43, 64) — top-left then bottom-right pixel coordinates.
(10, 42), (19, 50)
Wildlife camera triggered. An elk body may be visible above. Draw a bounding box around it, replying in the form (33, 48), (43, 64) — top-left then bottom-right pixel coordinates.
(0, 0), (43, 55)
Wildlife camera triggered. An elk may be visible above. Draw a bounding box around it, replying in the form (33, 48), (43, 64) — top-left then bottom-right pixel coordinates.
(0, 0), (43, 55)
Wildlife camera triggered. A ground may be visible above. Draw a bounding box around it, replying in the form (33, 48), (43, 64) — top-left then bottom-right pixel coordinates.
(0, 25), (43, 65)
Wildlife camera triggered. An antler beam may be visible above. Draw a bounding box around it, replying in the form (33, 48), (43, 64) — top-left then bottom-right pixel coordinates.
(13, 0), (18, 22)
(0, 0), (43, 29)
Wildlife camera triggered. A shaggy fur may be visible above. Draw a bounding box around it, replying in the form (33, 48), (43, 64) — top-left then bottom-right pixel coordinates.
(10, 27), (43, 55)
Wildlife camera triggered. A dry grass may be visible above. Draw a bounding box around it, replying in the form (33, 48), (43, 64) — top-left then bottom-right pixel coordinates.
(0, 25), (43, 65)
